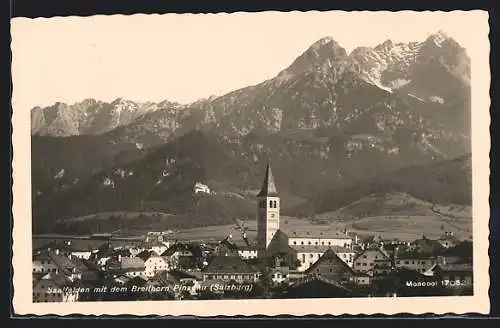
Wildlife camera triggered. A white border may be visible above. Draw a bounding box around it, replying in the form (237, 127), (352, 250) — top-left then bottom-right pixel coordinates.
(11, 10), (491, 315)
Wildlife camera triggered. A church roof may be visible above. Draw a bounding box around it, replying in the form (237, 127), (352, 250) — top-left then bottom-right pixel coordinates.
(287, 230), (352, 240)
(257, 163), (279, 197)
(290, 245), (354, 253)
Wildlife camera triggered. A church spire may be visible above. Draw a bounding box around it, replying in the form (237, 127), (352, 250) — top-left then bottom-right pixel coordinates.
(257, 162), (279, 197)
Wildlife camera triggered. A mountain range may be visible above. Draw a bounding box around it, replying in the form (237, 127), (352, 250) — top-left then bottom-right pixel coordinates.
(30, 31), (472, 234)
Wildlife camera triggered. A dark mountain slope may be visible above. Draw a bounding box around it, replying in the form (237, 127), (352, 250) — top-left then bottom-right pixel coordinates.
(288, 153), (472, 217)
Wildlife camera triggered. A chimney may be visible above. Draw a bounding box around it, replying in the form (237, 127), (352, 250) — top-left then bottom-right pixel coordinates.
(55, 249), (60, 255)
(118, 254), (122, 262)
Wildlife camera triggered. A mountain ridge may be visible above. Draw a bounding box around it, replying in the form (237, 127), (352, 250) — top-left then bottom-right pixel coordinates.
(30, 31), (472, 233)
(30, 31), (470, 141)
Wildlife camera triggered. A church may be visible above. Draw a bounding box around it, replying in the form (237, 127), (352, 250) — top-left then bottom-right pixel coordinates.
(209, 162), (356, 282)
(254, 162), (355, 271)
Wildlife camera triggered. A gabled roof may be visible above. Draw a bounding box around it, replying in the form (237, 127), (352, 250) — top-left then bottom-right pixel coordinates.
(305, 248), (356, 276)
(353, 247), (390, 262)
(33, 249), (89, 275)
(257, 163), (279, 197)
(203, 255), (258, 274)
(413, 238), (444, 253)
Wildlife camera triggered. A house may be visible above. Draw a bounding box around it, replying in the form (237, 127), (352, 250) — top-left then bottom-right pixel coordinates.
(202, 255), (260, 283)
(304, 248), (358, 285)
(33, 250), (60, 274)
(146, 270), (181, 299)
(290, 245), (356, 271)
(353, 247), (391, 276)
(408, 237), (445, 254)
(232, 239), (259, 260)
(437, 232), (461, 249)
(32, 249), (95, 281)
(64, 240), (99, 260)
(424, 263), (473, 287)
(217, 237), (259, 260)
(166, 270), (203, 297)
(162, 243), (197, 269)
(394, 250), (437, 274)
(120, 257), (146, 278)
(144, 231), (173, 246)
(137, 250), (169, 278)
(34, 239), (96, 260)
(194, 182), (211, 194)
(33, 272), (84, 303)
(435, 241), (473, 265)
(141, 240), (169, 256)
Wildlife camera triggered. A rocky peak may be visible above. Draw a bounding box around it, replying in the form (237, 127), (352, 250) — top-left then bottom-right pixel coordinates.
(375, 39), (394, 52)
(284, 36), (347, 76)
(425, 30), (449, 47)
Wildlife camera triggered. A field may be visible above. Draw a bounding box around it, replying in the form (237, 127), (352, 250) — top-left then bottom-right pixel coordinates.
(34, 192), (473, 246)
(172, 193), (473, 242)
(172, 213), (472, 243)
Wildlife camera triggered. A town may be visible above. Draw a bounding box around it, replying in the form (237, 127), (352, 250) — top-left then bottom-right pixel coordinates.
(32, 164), (474, 302)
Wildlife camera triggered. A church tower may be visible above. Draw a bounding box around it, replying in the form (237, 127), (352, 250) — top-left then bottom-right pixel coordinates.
(256, 163), (280, 256)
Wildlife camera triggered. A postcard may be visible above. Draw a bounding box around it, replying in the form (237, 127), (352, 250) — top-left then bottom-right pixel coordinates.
(11, 10), (491, 316)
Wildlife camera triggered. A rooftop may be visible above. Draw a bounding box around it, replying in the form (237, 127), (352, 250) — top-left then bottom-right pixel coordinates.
(33, 249), (89, 274)
(287, 231), (352, 240)
(290, 245), (353, 253)
(120, 257), (146, 270)
(203, 255), (259, 274)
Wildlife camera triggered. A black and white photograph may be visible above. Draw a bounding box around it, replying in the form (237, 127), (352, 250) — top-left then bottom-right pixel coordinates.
(11, 10), (490, 315)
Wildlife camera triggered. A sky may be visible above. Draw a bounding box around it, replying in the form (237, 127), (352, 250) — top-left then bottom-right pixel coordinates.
(11, 11), (485, 111)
